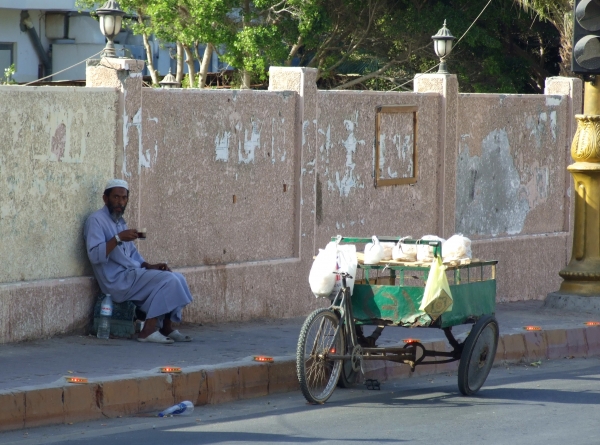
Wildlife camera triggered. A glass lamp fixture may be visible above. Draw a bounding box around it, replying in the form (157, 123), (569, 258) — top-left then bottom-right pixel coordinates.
(432, 20), (455, 74)
(97, 0), (126, 58)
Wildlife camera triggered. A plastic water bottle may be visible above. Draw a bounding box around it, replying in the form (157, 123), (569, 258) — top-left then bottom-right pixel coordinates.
(158, 401), (194, 417)
(96, 294), (113, 339)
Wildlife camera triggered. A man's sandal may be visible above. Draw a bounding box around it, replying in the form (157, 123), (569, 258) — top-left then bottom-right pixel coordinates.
(137, 331), (174, 344)
(167, 330), (192, 342)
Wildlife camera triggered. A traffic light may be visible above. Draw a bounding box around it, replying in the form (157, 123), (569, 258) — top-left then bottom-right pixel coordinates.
(573, 0), (600, 73)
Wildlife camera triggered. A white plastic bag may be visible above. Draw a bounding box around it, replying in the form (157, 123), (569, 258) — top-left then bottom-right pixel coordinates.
(328, 244), (358, 299)
(392, 238), (417, 262)
(442, 234), (472, 262)
(309, 241), (338, 298)
(364, 236), (384, 264)
(381, 242), (395, 261)
(416, 235), (445, 262)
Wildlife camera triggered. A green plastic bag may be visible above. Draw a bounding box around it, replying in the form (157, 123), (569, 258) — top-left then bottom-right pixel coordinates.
(419, 256), (453, 319)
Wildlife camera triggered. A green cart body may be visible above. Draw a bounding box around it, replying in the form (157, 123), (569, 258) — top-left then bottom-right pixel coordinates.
(338, 236), (497, 329)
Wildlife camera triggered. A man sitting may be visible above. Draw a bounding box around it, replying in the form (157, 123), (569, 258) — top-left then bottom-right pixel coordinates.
(84, 179), (193, 344)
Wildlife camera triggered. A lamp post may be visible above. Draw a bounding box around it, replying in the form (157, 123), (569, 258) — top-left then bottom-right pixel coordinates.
(432, 20), (455, 74)
(159, 69), (181, 89)
(96, 0), (126, 58)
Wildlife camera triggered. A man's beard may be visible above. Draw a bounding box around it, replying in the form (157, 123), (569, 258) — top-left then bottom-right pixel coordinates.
(107, 203), (127, 221)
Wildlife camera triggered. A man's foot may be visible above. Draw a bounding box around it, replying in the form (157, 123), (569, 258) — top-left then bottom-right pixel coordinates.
(137, 331), (174, 344)
(159, 329), (192, 342)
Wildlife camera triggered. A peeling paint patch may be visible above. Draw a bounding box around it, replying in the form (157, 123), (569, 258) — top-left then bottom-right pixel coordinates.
(215, 131), (231, 162)
(238, 119), (260, 164)
(456, 129), (529, 236)
(318, 125), (332, 162)
(51, 124), (67, 161)
(550, 111), (557, 139)
(545, 96), (562, 107)
(524, 162), (549, 209)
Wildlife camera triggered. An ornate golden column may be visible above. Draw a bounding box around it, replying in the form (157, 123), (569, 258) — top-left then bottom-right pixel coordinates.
(557, 77), (600, 296)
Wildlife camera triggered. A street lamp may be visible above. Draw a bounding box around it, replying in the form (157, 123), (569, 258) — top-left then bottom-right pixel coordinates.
(159, 69), (181, 89)
(431, 20), (455, 74)
(96, 0), (126, 58)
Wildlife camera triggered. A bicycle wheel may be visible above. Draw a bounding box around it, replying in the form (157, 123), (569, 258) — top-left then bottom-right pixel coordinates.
(297, 308), (344, 404)
(457, 315), (499, 396)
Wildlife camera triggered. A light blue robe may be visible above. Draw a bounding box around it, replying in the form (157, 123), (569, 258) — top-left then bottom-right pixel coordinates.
(84, 206), (193, 322)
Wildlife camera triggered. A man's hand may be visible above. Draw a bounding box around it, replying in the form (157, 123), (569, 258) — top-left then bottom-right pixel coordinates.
(118, 229), (139, 242)
(106, 229), (138, 256)
(142, 262), (171, 272)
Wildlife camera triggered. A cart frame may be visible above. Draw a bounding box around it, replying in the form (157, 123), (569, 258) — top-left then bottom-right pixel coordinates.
(296, 236), (500, 404)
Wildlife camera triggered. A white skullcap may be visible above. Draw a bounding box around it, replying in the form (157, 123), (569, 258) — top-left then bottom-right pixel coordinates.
(105, 178), (129, 191)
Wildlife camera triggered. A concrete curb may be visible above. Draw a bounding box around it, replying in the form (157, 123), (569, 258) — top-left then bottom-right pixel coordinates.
(1, 326), (599, 432)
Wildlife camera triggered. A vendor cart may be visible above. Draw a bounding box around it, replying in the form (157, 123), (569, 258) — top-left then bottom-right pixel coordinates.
(297, 236), (499, 404)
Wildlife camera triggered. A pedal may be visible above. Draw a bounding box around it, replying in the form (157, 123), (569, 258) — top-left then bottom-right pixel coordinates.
(365, 379), (380, 390)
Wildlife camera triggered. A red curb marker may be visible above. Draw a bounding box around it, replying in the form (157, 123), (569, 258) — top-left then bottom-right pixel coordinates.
(65, 377), (88, 384)
(253, 356), (274, 363)
(523, 326), (542, 331)
(160, 367), (182, 373)
(585, 321), (600, 326)
(403, 339), (421, 344)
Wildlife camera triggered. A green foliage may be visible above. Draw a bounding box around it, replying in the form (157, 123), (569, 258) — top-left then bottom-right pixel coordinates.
(1, 64), (16, 85)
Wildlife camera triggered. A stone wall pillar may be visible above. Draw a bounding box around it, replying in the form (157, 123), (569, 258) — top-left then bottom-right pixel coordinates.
(268, 67), (322, 312)
(86, 58), (145, 227)
(413, 74), (459, 238)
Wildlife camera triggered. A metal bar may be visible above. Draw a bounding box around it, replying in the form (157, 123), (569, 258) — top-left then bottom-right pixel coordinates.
(420, 350), (456, 358)
(443, 327), (461, 351)
(374, 108), (381, 188)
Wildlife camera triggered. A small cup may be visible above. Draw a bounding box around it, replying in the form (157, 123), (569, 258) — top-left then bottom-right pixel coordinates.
(137, 228), (147, 240)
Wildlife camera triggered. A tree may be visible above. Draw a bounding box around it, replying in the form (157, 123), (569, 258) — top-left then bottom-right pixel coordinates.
(146, 0), (236, 88)
(78, 0), (562, 93)
(513, 0), (573, 76)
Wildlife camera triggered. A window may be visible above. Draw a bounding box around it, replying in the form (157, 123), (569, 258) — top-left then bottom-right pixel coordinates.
(0, 43), (14, 78)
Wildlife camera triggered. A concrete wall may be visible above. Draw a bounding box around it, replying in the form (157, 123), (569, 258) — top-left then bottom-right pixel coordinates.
(0, 85), (119, 342)
(0, 62), (582, 343)
(0, 86), (119, 282)
(455, 92), (575, 301)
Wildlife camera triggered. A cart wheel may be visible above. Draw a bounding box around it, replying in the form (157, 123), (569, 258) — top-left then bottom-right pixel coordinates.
(297, 308), (344, 404)
(457, 315), (499, 396)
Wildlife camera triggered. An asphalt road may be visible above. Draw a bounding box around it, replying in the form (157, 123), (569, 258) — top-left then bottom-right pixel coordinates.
(3, 357), (600, 445)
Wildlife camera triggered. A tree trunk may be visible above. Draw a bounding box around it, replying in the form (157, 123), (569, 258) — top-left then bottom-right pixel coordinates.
(176, 42), (184, 83)
(136, 10), (159, 86)
(286, 36), (303, 66)
(141, 32), (159, 86)
(240, 0), (251, 89)
(241, 71), (251, 89)
(183, 44), (196, 88)
(198, 43), (214, 88)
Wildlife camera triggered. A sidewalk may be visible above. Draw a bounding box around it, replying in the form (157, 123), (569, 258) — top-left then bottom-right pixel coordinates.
(1, 300), (600, 431)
